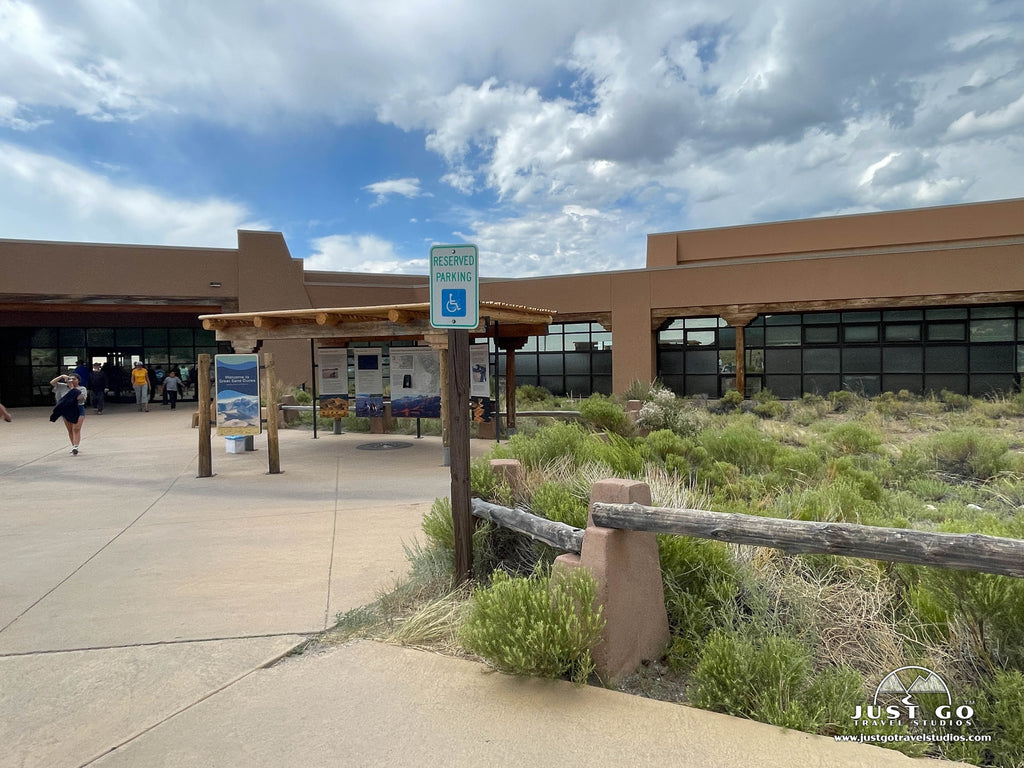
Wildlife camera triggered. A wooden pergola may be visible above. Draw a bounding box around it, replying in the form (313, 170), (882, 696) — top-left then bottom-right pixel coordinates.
(199, 300), (556, 433)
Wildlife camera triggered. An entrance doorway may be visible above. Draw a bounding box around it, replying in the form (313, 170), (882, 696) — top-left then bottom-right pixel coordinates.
(88, 348), (143, 402)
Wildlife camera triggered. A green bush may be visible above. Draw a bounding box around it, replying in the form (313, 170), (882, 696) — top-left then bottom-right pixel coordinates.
(824, 422), (883, 456)
(579, 394), (632, 436)
(460, 567), (605, 685)
(529, 481), (588, 528)
(495, 421), (595, 470)
(700, 420), (779, 473)
(688, 633), (868, 735)
(917, 429), (1011, 481)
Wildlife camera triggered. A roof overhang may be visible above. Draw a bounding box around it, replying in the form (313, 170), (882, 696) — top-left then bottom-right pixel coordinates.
(200, 301), (555, 344)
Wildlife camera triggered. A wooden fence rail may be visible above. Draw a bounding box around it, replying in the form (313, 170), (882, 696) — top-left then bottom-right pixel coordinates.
(591, 502), (1024, 579)
(471, 499), (584, 553)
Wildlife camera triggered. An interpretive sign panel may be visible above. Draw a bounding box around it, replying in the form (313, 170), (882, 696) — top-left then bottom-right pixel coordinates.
(318, 346), (349, 418)
(215, 354), (261, 436)
(354, 348), (384, 417)
(391, 347), (441, 418)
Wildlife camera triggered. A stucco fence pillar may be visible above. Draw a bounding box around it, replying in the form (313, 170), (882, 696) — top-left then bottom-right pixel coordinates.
(481, 459), (670, 685)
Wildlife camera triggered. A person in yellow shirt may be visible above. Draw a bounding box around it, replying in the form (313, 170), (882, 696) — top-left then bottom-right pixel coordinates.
(130, 362), (152, 412)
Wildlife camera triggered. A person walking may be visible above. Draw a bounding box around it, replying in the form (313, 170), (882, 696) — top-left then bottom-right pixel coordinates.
(49, 373), (86, 454)
(130, 362), (151, 412)
(0, 401), (11, 422)
(163, 369), (182, 409)
(88, 362), (108, 414)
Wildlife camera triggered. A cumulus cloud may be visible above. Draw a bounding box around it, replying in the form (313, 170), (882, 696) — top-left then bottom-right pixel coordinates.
(306, 233), (428, 273)
(364, 177), (425, 206)
(0, 142), (260, 246)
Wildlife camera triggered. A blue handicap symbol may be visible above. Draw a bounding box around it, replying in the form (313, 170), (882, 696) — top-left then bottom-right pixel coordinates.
(441, 289), (467, 317)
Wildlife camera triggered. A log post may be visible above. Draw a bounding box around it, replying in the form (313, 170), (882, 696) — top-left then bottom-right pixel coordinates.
(448, 329), (472, 583)
(721, 311), (757, 397)
(263, 352), (281, 475)
(197, 354), (212, 478)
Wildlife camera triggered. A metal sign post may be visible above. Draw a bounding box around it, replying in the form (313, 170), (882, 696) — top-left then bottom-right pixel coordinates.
(431, 244), (478, 582)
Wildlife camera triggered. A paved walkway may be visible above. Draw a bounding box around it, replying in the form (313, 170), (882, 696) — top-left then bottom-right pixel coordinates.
(0, 404), (960, 767)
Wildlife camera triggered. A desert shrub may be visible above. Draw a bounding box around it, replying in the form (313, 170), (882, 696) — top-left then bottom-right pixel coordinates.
(460, 567), (605, 685)
(529, 481), (588, 528)
(828, 390), (858, 413)
(752, 389), (786, 419)
(700, 419), (779, 473)
(939, 389), (971, 411)
(708, 389), (744, 415)
(644, 428), (691, 462)
(470, 458), (515, 506)
(688, 633), (872, 738)
(579, 394), (632, 436)
(909, 565), (1024, 671)
(659, 535), (740, 664)
(516, 384), (555, 406)
(494, 421), (596, 470)
(917, 429), (1011, 481)
(823, 422), (883, 457)
(291, 387), (313, 405)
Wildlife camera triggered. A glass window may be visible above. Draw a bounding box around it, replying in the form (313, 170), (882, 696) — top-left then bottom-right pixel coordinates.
(170, 348), (195, 366)
(765, 326), (800, 346)
(565, 353), (590, 375)
(883, 347), (922, 373)
(765, 349), (800, 372)
(842, 374), (881, 397)
(686, 330), (716, 347)
(685, 375), (719, 396)
(718, 350), (737, 373)
(718, 326), (736, 348)
(842, 311), (881, 322)
(117, 328), (143, 346)
(685, 317), (720, 329)
(804, 375), (840, 395)
(659, 351), (685, 375)
(844, 325), (879, 343)
(970, 374), (1016, 396)
(885, 324), (921, 342)
(592, 352), (612, 374)
(805, 326), (838, 344)
(882, 375), (922, 394)
(970, 319), (1014, 342)
(803, 312), (840, 324)
(926, 308), (967, 320)
(765, 375), (801, 399)
(803, 348), (840, 373)
(764, 314), (800, 325)
(927, 323), (966, 342)
(565, 376), (590, 394)
(925, 346), (968, 373)
(686, 350), (719, 374)
(59, 328), (85, 346)
(883, 309), (923, 322)
(538, 355), (562, 375)
(144, 328), (168, 345)
(562, 323), (591, 333)
(31, 348), (58, 367)
(1019, 346), (1024, 374)
(745, 327), (764, 347)
(970, 306), (1013, 319)
(659, 329), (684, 345)
(169, 329), (194, 346)
(746, 349), (765, 373)
(925, 374), (967, 395)
(842, 348), (880, 373)
(31, 329), (57, 346)
(592, 377), (613, 395)
(87, 328), (115, 346)
(971, 345), (1014, 372)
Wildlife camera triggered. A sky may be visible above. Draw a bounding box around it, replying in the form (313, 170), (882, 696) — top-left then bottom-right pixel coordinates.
(1, 0), (1023, 278)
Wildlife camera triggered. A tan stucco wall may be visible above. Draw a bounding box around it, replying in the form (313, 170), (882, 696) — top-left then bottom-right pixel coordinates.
(649, 197), (1024, 266)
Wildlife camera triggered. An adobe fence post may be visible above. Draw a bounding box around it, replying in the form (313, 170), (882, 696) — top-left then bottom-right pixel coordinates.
(555, 478), (670, 685)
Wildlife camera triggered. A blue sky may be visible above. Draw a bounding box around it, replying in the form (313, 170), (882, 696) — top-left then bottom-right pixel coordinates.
(2, 0), (1023, 277)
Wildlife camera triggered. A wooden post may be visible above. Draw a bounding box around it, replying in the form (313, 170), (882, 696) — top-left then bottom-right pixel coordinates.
(263, 352), (281, 474)
(197, 354), (212, 478)
(505, 345), (517, 431)
(439, 345), (450, 466)
(448, 328), (472, 583)
(734, 323), (746, 397)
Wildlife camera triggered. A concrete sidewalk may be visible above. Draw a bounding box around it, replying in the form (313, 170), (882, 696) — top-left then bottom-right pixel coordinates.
(0, 404), (959, 767)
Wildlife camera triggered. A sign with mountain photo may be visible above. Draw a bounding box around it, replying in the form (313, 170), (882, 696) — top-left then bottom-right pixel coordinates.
(215, 354), (261, 436)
